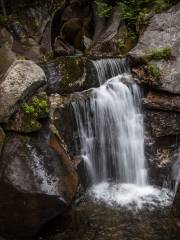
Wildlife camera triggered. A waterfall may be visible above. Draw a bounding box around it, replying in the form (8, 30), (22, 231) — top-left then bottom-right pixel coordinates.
(72, 59), (147, 186)
(72, 58), (173, 208)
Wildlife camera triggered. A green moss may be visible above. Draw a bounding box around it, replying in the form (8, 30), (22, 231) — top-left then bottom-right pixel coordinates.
(140, 45), (172, 63)
(147, 64), (161, 78)
(19, 114), (41, 133)
(57, 57), (85, 87)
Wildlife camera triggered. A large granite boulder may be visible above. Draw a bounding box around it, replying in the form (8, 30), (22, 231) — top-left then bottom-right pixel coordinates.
(129, 3), (180, 94)
(0, 128), (78, 238)
(0, 60), (46, 122)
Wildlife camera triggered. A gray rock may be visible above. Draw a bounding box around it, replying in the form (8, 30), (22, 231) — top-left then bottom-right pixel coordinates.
(129, 3), (180, 94)
(0, 60), (46, 122)
(0, 128), (78, 238)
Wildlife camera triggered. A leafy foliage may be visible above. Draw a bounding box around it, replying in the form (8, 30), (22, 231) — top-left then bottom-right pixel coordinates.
(21, 96), (49, 118)
(96, 0), (175, 26)
(95, 0), (113, 17)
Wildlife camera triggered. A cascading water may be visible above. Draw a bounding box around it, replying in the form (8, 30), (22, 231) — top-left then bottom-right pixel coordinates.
(72, 59), (173, 208)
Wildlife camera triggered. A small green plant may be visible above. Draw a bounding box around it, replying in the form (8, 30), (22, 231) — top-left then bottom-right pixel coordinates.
(22, 103), (36, 115)
(21, 96), (49, 118)
(32, 96), (49, 115)
(138, 8), (150, 26)
(117, 39), (126, 51)
(154, 0), (171, 13)
(127, 31), (137, 41)
(147, 64), (161, 77)
(148, 46), (172, 60)
(141, 45), (172, 63)
(95, 0), (112, 17)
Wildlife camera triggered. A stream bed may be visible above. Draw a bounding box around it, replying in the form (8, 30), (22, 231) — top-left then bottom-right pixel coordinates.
(39, 191), (179, 240)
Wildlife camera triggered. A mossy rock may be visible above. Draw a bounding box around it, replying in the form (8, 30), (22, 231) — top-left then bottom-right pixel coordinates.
(55, 56), (87, 94)
(5, 110), (42, 133)
(4, 95), (49, 133)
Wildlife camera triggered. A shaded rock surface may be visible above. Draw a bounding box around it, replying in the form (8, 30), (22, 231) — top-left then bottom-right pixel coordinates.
(0, 60), (46, 122)
(145, 111), (180, 138)
(0, 127), (78, 238)
(144, 109), (180, 185)
(172, 183), (180, 217)
(129, 3), (180, 94)
(0, 127), (5, 155)
(39, 199), (178, 240)
(143, 91), (180, 112)
(0, 27), (16, 82)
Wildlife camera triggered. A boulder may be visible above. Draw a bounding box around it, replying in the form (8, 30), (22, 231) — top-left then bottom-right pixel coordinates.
(129, 3), (180, 94)
(0, 127), (5, 155)
(0, 128), (78, 238)
(44, 57), (99, 94)
(0, 60), (46, 122)
(143, 91), (180, 112)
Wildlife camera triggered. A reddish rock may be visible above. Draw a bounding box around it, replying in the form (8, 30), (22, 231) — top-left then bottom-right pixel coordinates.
(0, 128), (78, 238)
(143, 91), (180, 112)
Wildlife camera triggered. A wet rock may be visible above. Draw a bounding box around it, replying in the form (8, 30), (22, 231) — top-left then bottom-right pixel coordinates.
(145, 111), (179, 138)
(0, 127), (5, 155)
(0, 27), (16, 82)
(143, 91), (180, 112)
(144, 110), (180, 185)
(0, 128), (78, 238)
(49, 93), (79, 157)
(129, 3), (180, 94)
(172, 183), (180, 217)
(0, 60), (46, 122)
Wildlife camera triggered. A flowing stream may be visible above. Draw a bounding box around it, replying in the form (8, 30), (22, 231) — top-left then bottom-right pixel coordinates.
(72, 58), (173, 208)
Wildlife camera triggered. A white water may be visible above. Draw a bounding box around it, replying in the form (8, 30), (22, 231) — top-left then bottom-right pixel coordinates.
(72, 59), (173, 208)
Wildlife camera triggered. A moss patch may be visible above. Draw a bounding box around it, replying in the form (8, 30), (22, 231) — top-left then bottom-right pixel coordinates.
(147, 64), (161, 78)
(140, 45), (172, 64)
(56, 56), (86, 93)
